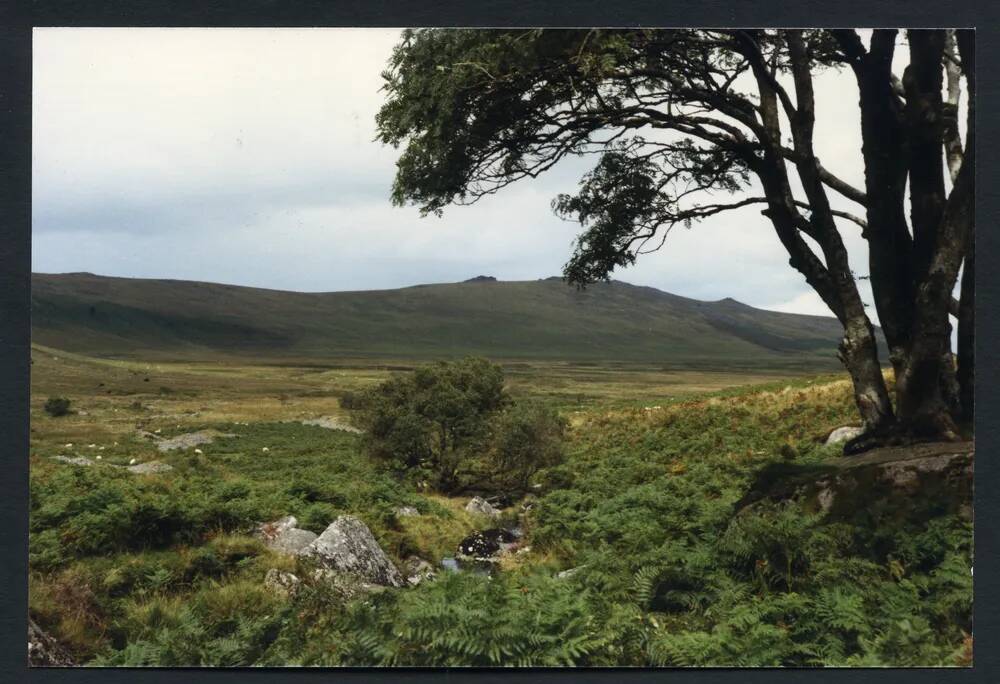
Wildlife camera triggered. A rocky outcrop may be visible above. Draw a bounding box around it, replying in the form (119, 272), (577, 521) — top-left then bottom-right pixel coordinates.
(464, 496), (500, 519)
(825, 425), (864, 446)
(156, 430), (236, 452)
(264, 569), (302, 596)
(28, 618), (74, 667)
(299, 516), (404, 587)
(402, 556), (436, 586)
(737, 441), (973, 521)
(127, 460), (174, 474)
(457, 528), (519, 561)
(257, 516), (318, 554)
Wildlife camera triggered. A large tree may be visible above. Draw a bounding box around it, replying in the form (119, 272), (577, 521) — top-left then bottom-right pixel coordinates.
(376, 29), (974, 453)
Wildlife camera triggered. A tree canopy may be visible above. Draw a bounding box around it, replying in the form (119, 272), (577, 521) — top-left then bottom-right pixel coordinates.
(377, 29), (974, 451)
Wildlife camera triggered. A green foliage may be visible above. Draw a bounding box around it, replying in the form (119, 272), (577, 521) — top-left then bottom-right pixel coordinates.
(30, 375), (972, 667)
(489, 402), (567, 491)
(355, 358), (566, 494)
(43, 396), (72, 417)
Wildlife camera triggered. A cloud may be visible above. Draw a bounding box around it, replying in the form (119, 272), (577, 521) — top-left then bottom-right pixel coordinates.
(32, 27), (882, 319)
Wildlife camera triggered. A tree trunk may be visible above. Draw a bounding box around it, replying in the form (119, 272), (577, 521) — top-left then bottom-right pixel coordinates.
(957, 241), (974, 423)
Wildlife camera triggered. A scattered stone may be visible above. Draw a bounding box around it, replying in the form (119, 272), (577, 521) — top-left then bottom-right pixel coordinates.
(299, 515), (404, 588)
(825, 425), (864, 446)
(394, 506), (420, 517)
(464, 496), (500, 519)
(556, 566), (582, 580)
(263, 569), (301, 596)
(28, 618), (75, 667)
(52, 455), (95, 466)
(127, 460), (174, 474)
(402, 556), (436, 586)
(257, 516), (318, 555)
(456, 528), (518, 561)
(301, 417), (363, 434)
(156, 430), (236, 452)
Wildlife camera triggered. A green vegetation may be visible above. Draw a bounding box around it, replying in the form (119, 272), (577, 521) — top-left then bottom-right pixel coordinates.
(356, 357), (566, 494)
(32, 272), (866, 368)
(43, 396), (72, 417)
(28, 348), (971, 666)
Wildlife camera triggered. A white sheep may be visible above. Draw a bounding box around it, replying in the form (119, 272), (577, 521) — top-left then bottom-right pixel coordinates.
(194, 448), (203, 455)
(262, 447), (270, 453)
(129, 458), (137, 465)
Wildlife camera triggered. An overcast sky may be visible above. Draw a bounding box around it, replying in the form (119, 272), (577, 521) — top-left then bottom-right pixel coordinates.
(33, 28), (896, 318)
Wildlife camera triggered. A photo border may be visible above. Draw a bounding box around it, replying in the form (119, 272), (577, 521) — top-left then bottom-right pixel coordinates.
(2, 1), (997, 682)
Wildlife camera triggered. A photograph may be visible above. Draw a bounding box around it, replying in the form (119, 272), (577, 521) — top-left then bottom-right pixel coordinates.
(27, 27), (973, 667)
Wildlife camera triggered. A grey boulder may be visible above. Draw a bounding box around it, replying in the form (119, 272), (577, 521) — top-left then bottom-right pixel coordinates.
(298, 515), (404, 588)
(825, 425), (864, 446)
(257, 516), (318, 555)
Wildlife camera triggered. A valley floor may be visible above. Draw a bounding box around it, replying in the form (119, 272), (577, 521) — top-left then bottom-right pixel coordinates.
(27, 345), (972, 667)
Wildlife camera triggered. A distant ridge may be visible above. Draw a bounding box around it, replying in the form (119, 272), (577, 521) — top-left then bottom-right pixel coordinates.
(30, 272), (868, 368)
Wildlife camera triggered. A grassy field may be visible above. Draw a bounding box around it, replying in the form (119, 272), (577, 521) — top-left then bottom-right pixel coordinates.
(32, 272), (866, 367)
(28, 344), (971, 666)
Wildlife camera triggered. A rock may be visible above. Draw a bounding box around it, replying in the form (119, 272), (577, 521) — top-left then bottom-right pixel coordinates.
(556, 566), (583, 579)
(28, 618), (75, 666)
(127, 460), (174, 474)
(156, 430), (236, 452)
(257, 516), (318, 554)
(402, 556), (436, 586)
(394, 506), (420, 517)
(301, 417), (362, 434)
(737, 441), (973, 522)
(464, 496), (500, 519)
(264, 569), (301, 596)
(456, 528), (518, 561)
(52, 455), (95, 466)
(299, 516), (404, 587)
(825, 425), (864, 446)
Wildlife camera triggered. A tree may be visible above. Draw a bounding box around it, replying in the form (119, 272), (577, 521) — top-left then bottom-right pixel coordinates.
(376, 29), (974, 452)
(355, 357), (507, 491)
(491, 402), (567, 492)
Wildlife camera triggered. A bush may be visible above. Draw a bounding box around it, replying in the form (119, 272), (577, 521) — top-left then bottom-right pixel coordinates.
(43, 397), (72, 417)
(353, 357), (508, 492)
(490, 403), (567, 492)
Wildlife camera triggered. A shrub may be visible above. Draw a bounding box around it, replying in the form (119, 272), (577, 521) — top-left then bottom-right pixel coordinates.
(353, 357), (507, 492)
(489, 402), (567, 492)
(43, 396), (72, 417)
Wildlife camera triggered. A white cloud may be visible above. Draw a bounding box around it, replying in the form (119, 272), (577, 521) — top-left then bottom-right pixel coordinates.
(32, 27), (891, 316)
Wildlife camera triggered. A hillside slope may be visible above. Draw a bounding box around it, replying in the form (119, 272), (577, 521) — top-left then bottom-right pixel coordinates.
(31, 272), (864, 367)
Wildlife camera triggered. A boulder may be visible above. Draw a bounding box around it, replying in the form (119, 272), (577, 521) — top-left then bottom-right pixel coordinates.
(464, 496), (500, 519)
(402, 556), (436, 586)
(257, 516), (318, 554)
(263, 569), (301, 596)
(457, 528), (518, 561)
(52, 455), (95, 466)
(127, 461), (174, 474)
(736, 441), (973, 522)
(299, 516), (404, 587)
(28, 618), (74, 667)
(825, 425), (864, 446)
(156, 430), (236, 452)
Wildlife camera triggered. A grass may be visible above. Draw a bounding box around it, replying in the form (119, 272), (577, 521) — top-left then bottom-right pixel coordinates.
(28, 345), (971, 666)
(32, 272), (862, 367)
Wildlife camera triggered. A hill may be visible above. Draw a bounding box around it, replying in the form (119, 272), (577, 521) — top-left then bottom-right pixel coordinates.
(31, 272), (865, 368)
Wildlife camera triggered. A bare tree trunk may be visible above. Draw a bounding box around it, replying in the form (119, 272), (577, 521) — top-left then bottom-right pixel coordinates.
(957, 241), (974, 423)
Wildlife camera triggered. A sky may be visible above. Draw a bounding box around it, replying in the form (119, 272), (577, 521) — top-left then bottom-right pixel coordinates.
(33, 28), (903, 318)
